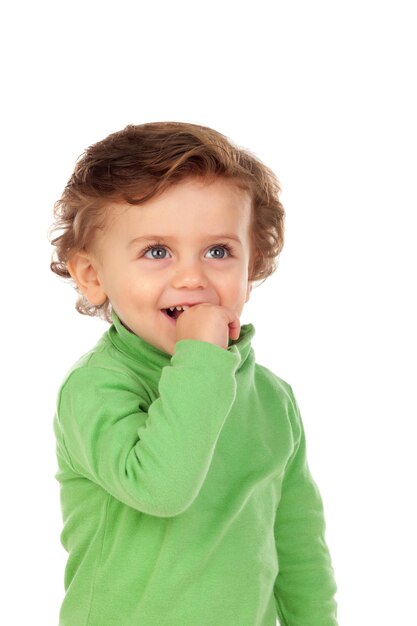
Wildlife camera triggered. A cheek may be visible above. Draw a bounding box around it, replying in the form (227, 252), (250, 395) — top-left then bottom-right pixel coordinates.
(128, 277), (160, 302)
(220, 276), (248, 304)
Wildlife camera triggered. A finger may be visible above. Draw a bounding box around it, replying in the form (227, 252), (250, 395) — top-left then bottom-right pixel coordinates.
(228, 318), (241, 341)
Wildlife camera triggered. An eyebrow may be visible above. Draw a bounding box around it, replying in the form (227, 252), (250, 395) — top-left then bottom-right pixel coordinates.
(127, 234), (242, 248)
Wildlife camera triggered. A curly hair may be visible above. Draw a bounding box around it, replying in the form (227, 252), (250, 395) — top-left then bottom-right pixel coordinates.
(48, 121), (285, 323)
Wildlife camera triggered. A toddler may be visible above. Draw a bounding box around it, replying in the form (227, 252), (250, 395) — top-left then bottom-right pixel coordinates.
(49, 121), (338, 625)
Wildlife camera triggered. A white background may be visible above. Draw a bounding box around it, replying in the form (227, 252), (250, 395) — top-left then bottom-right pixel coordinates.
(1, 1), (416, 624)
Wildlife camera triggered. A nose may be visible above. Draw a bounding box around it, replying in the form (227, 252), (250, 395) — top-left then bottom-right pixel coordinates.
(171, 256), (208, 289)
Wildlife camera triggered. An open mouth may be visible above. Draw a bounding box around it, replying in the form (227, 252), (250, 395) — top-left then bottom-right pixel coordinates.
(161, 306), (189, 321)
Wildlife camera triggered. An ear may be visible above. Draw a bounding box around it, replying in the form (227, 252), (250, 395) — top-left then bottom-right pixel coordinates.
(67, 251), (107, 306)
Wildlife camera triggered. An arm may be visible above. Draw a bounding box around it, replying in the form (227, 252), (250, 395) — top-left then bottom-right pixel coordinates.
(55, 339), (241, 517)
(273, 387), (338, 625)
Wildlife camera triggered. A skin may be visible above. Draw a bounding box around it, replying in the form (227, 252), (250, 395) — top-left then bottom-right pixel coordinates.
(67, 176), (254, 356)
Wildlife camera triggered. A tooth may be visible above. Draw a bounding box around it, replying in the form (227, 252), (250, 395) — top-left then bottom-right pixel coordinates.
(168, 305), (191, 311)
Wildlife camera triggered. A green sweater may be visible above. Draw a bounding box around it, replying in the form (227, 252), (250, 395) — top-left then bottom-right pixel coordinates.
(53, 311), (338, 625)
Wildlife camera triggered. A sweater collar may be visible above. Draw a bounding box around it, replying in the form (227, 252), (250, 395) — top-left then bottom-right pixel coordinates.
(107, 309), (255, 370)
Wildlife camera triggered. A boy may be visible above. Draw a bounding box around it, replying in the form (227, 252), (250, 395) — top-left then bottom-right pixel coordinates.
(49, 122), (338, 625)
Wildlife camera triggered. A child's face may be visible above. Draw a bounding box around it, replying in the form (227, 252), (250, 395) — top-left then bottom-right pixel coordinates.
(71, 176), (253, 355)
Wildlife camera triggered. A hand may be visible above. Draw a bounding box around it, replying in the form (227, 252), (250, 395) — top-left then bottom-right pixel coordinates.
(175, 303), (241, 350)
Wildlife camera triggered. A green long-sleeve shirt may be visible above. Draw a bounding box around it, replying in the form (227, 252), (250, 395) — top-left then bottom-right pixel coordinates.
(53, 310), (338, 625)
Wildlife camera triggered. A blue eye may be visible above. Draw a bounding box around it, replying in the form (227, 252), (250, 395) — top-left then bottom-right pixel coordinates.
(143, 245), (169, 259)
(141, 242), (234, 260)
(207, 245), (231, 259)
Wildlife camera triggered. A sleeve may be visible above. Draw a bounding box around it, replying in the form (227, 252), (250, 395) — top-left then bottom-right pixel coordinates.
(273, 386), (338, 625)
(55, 339), (241, 518)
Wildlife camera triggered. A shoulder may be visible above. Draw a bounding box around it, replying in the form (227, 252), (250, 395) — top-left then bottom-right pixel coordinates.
(56, 362), (152, 431)
(253, 362), (301, 426)
(57, 338), (145, 405)
(254, 361), (294, 401)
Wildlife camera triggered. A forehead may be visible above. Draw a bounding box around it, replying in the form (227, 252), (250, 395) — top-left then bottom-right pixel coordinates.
(104, 177), (253, 239)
